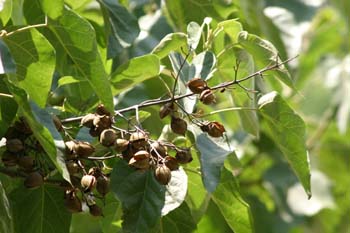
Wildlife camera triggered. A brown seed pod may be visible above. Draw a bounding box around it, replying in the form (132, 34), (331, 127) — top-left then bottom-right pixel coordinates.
(155, 165), (171, 185)
(159, 102), (174, 119)
(96, 104), (111, 116)
(175, 148), (193, 164)
(201, 121), (226, 137)
(129, 152), (150, 170)
(171, 117), (187, 135)
(64, 190), (82, 213)
(14, 118), (32, 135)
(24, 172), (44, 188)
(89, 204), (103, 217)
(73, 141), (95, 158)
(129, 132), (148, 149)
(187, 78), (208, 94)
(115, 138), (129, 152)
(164, 156), (179, 171)
(81, 175), (97, 191)
(18, 156), (35, 170)
(199, 89), (216, 105)
(96, 175), (110, 196)
(6, 139), (24, 153)
(81, 113), (96, 128)
(99, 129), (117, 147)
(66, 161), (80, 175)
(134, 150), (150, 160)
(1, 151), (18, 167)
(150, 141), (167, 158)
(93, 115), (112, 130)
(88, 166), (102, 177)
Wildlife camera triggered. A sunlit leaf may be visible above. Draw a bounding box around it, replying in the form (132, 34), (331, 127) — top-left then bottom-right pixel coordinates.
(0, 181), (14, 233)
(192, 51), (216, 80)
(152, 32), (188, 59)
(39, 0), (63, 19)
(0, 0), (12, 25)
(187, 21), (201, 50)
(217, 19), (243, 43)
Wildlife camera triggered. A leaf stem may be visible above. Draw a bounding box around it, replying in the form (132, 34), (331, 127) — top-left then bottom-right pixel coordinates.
(0, 93), (13, 98)
(201, 107), (257, 117)
(1, 16), (48, 37)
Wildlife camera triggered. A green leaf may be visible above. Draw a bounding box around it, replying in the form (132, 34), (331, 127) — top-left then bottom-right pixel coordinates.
(192, 51), (216, 80)
(187, 21), (201, 50)
(0, 0), (12, 25)
(48, 8), (114, 112)
(0, 39), (16, 74)
(9, 185), (71, 233)
(238, 31), (294, 89)
(258, 91), (311, 196)
(3, 29), (55, 107)
(189, 126), (234, 193)
(64, 0), (92, 9)
(151, 32), (188, 59)
(216, 19), (243, 43)
(57, 76), (83, 87)
(39, 0), (63, 19)
(110, 160), (165, 233)
(0, 181), (14, 233)
(0, 79), (17, 138)
(212, 168), (253, 233)
(162, 201), (197, 233)
(110, 54), (160, 95)
(99, 193), (122, 233)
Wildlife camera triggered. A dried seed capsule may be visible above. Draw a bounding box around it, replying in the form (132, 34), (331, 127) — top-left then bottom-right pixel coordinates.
(89, 204), (103, 217)
(93, 115), (112, 130)
(1, 151), (18, 167)
(171, 117), (187, 135)
(159, 102), (174, 119)
(129, 132), (148, 149)
(133, 150), (150, 160)
(88, 167), (102, 177)
(24, 172), (44, 188)
(66, 161), (80, 174)
(64, 190), (82, 213)
(96, 104), (111, 116)
(150, 141), (167, 158)
(89, 127), (101, 137)
(6, 139), (24, 153)
(96, 175), (110, 196)
(175, 148), (193, 164)
(73, 141), (95, 158)
(155, 165), (171, 185)
(115, 138), (129, 152)
(18, 156), (35, 170)
(201, 121), (226, 137)
(187, 78), (208, 94)
(164, 156), (179, 171)
(81, 113), (96, 128)
(81, 175), (97, 191)
(100, 129), (117, 147)
(199, 89), (216, 105)
(129, 151), (150, 170)
(14, 118), (32, 135)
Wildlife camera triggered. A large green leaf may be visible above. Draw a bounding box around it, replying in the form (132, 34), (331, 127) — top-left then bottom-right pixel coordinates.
(238, 31), (294, 89)
(216, 19), (243, 43)
(258, 91), (311, 196)
(192, 51), (216, 80)
(48, 8), (114, 111)
(110, 160), (166, 233)
(212, 168), (253, 233)
(3, 29), (55, 107)
(99, 193), (122, 233)
(187, 21), (202, 50)
(0, 181), (14, 233)
(0, 0), (12, 25)
(110, 54), (160, 95)
(0, 79), (17, 138)
(39, 0), (63, 19)
(151, 32), (188, 59)
(9, 185), (71, 233)
(0, 39), (16, 74)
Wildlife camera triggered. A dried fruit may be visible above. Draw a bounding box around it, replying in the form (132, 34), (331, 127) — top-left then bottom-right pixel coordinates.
(1, 151), (18, 167)
(66, 161), (79, 174)
(155, 165), (171, 185)
(115, 138), (129, 152)
(14, 118), (32, 135)
(187, 78), (208, 94)
(89, 127), (101, 137)
(93, 115), (112, 130)
(89, 204), (103, 217)
(73, 141), (95, 157)
(24, 172), (44, 188)
(171, 117), (187, 135)
(6, 139), (24, 153)
(81, 175), (97, 191)
(159, 102), (174, 119)
(133, 150), (150, 160)
(175, 148), (193, 164)
(201, 121), (226, 137)
(199, 89), (216, 105)
(81, 113), (96, 128)
(96, 104), (111, 116)
(150, 141), (167, 158)
(129, 151), (150, 170)
(64, 190), (82, 213)
(164, 156), (179, 171)
(18, 156), (35, 170)
(96, 175), (110, 196)
(129, 131), (148, 149)
(100, 129), (117, 147)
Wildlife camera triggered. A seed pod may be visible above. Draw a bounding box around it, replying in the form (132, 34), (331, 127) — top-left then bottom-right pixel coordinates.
(93, 115), (112, 130)
(96, 175), (110, 196)
(150, 141), (167, 158)
(1, 151), (18, 167)
(89, 204), (103, 217)
(81, 113), (96, 128)
(24, 172), (44, 188)
(175, 148), (193, 164)
(73, 141), (95, 158)
(64, 190), (82, 213)
(96, 104), (111, 116)
(66, 161), (80, 174)
(199, 89), (216, 105)
(14, 118), (32, 135)
(52, 115), (63, 132)
(115, 138), (129, 152)
(88, 167), (102, 177)
(187, 78), (208, 94)
(155, 165), (171, 185)
(129, 151), (150, 170)
(201, 121), (226, 137)
(164, 156), (179, 171)
(89, 127), (101, 137)
(18, 156), (35, 170)
(100, 129), (117, 147)
(134, 150), (150, 160)
(159, 102), (174, 119)
(171, 117), (187, 135)
(81, 175), (97, 191)
(65, 140), (75, 153)
(129, 132), (148, 149)
(6, 139), (24, 153)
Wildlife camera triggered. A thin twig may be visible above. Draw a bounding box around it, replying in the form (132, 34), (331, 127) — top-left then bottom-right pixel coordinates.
(1, 16), (48, 37)
(0, 93), (13, 98)
(171, 50), (191, 99)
